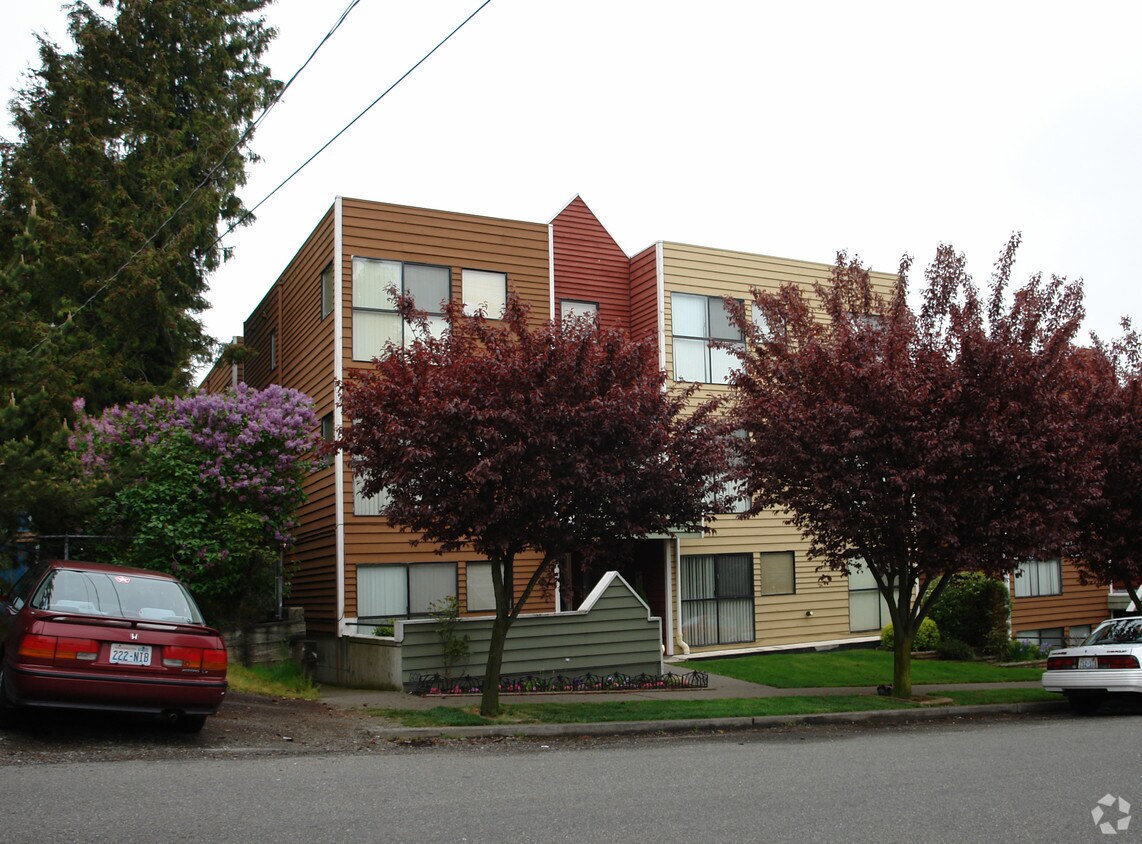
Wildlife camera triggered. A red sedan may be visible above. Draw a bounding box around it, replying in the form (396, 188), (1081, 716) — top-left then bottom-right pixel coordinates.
(0, 560), (227, 732)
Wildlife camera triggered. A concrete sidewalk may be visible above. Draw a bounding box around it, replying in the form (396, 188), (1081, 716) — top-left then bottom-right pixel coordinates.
(319, 674), (1058, 738)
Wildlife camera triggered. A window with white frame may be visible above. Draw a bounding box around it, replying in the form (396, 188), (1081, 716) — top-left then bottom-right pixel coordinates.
(465, 562), (499, 612)
(680, 553), (754, 646)
(352, 469), (390, 516)
(320, 262), (335, 319)
(1013, 558), (1062, 598)
(848, 561), (892, 632)
(759, 551), (795, 596)
(671, 292), (744, 383)
(352, 257), (449, 360)
(560, 299), (598, 321)
(461, 269), (506, 317)
(357, 562), (457, 619)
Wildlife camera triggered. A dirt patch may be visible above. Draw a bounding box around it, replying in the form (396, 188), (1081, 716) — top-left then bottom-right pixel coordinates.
(0, 692), (386, 765)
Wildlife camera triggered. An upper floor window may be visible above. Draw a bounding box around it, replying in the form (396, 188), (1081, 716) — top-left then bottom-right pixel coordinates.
(352, 257), (449, 360)
(269, 330), (277, 371)
(1014, 558), (1062, 598)
(462, 269), (507, 317)
(759, 551), (796, 596)
(671, 292), (743, 384)
(560, 299), (599, 321)
(320, 263), (335, 319)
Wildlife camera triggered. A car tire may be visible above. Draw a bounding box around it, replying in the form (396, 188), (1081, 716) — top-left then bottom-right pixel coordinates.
(172, 713), (207, 734)
(1066, 692), (1105, 715)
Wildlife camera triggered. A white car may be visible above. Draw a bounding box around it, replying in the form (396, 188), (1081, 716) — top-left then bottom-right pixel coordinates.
(1042, 616), (1142, 713)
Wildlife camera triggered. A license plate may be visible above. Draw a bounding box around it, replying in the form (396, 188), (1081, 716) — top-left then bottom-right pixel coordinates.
(110, 644), (152, 666)
(1078, 656), (1098, 670)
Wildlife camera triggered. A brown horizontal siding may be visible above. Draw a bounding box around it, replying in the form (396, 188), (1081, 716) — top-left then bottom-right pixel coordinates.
(340, 197), (549, 318)
(551, 196), (631, 330)
(276, 208), (336, 409)
(1011, 559), (1109, 636)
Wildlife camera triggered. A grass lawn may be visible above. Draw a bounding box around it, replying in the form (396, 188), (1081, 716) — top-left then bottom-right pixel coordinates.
(228, 661), (320, 700)
(686, 648), (1044, 688)
(366, 650), (1054, 728)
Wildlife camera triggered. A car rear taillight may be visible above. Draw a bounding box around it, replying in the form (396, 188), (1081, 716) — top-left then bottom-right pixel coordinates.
(1099, 654), (1141, 670)
(1047, 656), (1077, 670)
(18, 634), (100, 665)
(54, 636), (100, 662)
(162, 646), (226, 673)
(162, 646), (203, 670)
(203, 648), (227, 673)
(18, 634), (58, 663)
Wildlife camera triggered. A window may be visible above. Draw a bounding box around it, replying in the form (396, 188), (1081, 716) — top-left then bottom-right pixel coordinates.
(671, 292), (743, 383)
(320, 413), (334, 442)
(357, 563), (457, 619)
(560, 299), (598, 321)
(848, 561), (891, 632)
(320, 263), (335, 319)
(466, 562), (499, 612)
(269, 330), (277, 371)
(680, 554), (754, 646)
(709, 428), (750, 514)
(1016, 627), (1065, 651)
(352, 470), (389, 516)
(759, 551), (795, 596)
(352, 257), (449, 360)
(1013, 558), (1062, 598)
(462, 269), (507, 317)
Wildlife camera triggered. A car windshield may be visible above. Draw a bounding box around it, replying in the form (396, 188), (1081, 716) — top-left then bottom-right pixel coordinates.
(31, 569), (205, 625)
(1083, 618), (1142, 646)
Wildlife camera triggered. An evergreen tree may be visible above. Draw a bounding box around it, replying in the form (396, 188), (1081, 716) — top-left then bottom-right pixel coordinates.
(0, 1), (279, 547)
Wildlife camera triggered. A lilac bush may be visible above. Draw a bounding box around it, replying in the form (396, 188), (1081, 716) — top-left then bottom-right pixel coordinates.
(73, 385), (322, 624)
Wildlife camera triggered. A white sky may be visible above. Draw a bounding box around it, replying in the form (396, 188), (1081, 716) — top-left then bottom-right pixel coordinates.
(4, 0), (1141, 377)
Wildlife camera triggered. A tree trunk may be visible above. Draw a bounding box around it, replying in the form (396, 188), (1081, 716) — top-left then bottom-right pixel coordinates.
(479, 610), (512, 717)
(893, 630), (914, 699)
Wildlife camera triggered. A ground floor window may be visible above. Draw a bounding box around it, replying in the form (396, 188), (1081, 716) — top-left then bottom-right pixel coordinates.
(357, 562), (457, 621)
(680, 553), (754, 646)
(759, 551), (795, 595)
(465, 562), (499, 612)
(848, 562), (892, 633)
(1015, 627), (1065, 651)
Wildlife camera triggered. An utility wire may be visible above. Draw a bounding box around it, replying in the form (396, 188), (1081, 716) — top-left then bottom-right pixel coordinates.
(217, 0), (493, 242)
(27, 0), (366, 352)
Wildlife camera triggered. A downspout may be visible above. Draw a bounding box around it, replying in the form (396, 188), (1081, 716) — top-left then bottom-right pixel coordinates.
(334, 196), (347, 637)
(663, 539), (674, 656)
(674, 530), (689, 656)
(548, 222), (556, 320)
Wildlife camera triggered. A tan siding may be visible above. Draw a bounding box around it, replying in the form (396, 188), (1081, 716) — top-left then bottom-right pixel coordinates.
(663, 241), (897, 652)
(551, 196), (631, 330)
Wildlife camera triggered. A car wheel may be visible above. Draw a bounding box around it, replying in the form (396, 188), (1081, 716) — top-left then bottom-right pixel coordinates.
(172, 713), (207, 734)
(1066, 692), (1105, 715)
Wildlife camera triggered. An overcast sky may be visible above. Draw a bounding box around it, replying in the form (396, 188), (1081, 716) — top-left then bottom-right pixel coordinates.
(4, 1), (1141, 376)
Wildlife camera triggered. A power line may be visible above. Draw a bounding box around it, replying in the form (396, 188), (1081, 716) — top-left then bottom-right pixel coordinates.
(217, 0), (493, 242)
(26, 0), (367, 352)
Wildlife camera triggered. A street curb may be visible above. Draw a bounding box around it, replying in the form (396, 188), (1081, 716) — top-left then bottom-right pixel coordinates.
(369, 700), (1069, 741)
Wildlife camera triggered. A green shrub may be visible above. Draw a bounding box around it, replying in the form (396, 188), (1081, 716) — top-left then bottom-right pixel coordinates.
(936, 637), (975, 661)
(928, 572), (1010, 654)
(880, 617), (940, 651)
(1003, 638), (1045, 662)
